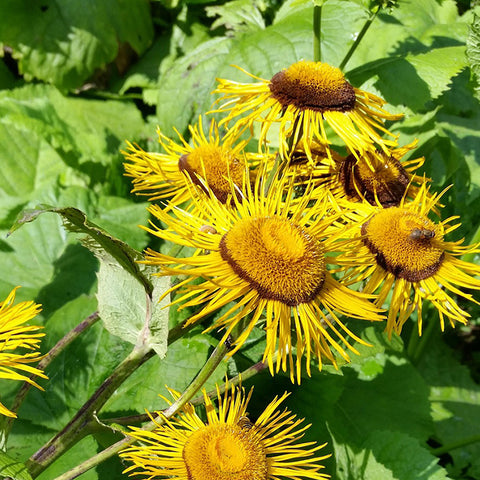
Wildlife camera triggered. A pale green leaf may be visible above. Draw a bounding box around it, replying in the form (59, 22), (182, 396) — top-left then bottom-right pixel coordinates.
(96, 251), (169, 357)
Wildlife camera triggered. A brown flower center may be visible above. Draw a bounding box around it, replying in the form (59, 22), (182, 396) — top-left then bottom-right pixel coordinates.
(219, 217), (325, 306)
(362, 208), (445, 281)
(269, 60), (356, 112)
(179, 144), (245, 203)
(183, 424), (268, 480)
(340, 152), (410, 207)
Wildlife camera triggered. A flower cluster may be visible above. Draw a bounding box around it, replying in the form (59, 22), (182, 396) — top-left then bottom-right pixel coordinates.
(123, 58), (480, 480)
(126, 59), (480, 380)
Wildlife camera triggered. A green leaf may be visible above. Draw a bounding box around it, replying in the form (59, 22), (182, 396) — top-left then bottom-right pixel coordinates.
(206, 0), (265, 33)
(418, 339), (480, 479)
(96, 250), (169, 356)
(0, 84), (148, 211)
(348, 46), (467, 111)
(466, 14), (480, 98)
(0, 212), (97, 315)
(291, 329), (433, 446)
(0, 451), (32, 480)
(349, 0), (466, 69)
(0, 0), (154, 90)
(156, 36), (233, 135)
(333, 431), (451, 480)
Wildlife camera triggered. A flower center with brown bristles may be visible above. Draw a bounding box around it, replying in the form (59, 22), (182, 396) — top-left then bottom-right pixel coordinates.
(178, 144), (246, 203)
(269, 60), (356, 112)
(361, 208), (445, 281)
(219, 217), (326, 306)
(182, 424), (268, 480)
(340, 152), (410, 207)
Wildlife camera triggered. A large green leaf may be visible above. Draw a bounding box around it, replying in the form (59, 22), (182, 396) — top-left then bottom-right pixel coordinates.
(418, 339), (480, 479)
(350, 0), (468, 69)
(333, 431), (451, 480)
(0, 0), (153, 90)
(347, 46), (467, 111)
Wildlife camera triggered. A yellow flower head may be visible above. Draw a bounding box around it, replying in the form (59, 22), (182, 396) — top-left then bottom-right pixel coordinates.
(143, 171), (383, 382)
(314, 140), (427, 208)
(124, 116), (267, 208)
(120, 382), (330, 480)
(336, 184), (480, 336)
(212, 61), (403, 163)
(0, 287), (46, 418)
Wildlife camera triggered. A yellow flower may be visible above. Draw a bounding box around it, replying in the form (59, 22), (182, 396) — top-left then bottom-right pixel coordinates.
(0, 287), (46, 418)
(309, 140), (428, 208)
(143, 171), (383, 382)
(335, 184), (480, 336)
(124, 116), (268, 208)
(212, 61), (402, 162)
(120, 382), (331, 480)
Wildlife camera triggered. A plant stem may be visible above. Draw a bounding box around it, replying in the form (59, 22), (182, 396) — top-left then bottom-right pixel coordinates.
(51, 338), (230, 480)
(313, 5), (322, 62)
(339, 10), (378, 71)
(430, 434), (480, 456)
(101, 357), (270, 426)
(0, 312), (99, 447)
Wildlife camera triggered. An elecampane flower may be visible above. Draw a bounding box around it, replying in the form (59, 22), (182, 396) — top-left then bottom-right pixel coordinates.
(120, 382), (330, 480)
(212, 61), (403, 163)
(335, 184), (480, 336)
(0, 287), (46, 418)
(124, 116), (268, 208)
(143, 172), (383, 382)
(313, 140), (427, 208)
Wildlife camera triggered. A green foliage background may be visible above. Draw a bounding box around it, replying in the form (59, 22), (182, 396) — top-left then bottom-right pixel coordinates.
(1, 0), (480, 479)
